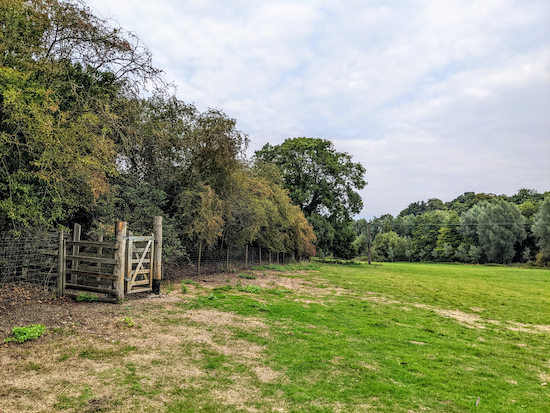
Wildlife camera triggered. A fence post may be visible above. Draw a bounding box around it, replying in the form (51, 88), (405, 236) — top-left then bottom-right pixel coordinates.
(245, 244), (248, 268)
(198, 241), (202, 275)
(153, 216), (162, 295)
(114, 221), (127, 302)
(259, 247), (262, 266)
(226, 244), (230, 272)
(57, 231), (64, 296)
(70, 224), (81, 284)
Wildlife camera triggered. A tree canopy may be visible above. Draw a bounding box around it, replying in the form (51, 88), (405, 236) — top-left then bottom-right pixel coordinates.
(254, 137), (366, 258)
(254, 137), (366, 222)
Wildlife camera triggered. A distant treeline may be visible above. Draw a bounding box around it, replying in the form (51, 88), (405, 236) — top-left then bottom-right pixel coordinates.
(353, 189), (550, 266)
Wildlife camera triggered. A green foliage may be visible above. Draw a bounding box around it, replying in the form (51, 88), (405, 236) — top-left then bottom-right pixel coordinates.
(411, 210), (448, 258)
(181, 279), (199, 286)
(54, 386), (93, 410)
(255, 137), (365, 258)
(213, 284), (233, 292)
(238, 285), (263, 294)
(5, 324), (45, 343)
(460, 200), (526, 263)
(532, 198), (550, 250)
(255, 137), (366, 221)
(76, 292), (98, 302)
(331, 220), (358, 259)
(372, 231), (411, 262)
(0, 0), (162, 231)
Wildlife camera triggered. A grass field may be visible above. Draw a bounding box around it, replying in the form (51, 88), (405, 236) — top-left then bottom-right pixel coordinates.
(1, 262), (549, 412)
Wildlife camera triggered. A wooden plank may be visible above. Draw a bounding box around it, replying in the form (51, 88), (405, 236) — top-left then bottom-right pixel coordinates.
(66, 241), (117, 248)
(71, 224), (81, 284)
(66, 269), (117, 280)
(72, 252), (115, 260)
(132, 279), (150, 286)
(57, 231), (65, 296)
(127, 236), (154, 241)
(130, 268), (151, 275)
(126, 287), (152, 294)
(65, 255), (117, 264)
(114, 222), (127, 302)
(77, 265), (112, 272)
(131, 258), (151, 264)
(64, 284), (117, 295)
(154, 216), (162, 283)
(125, 237), (133, 293)
(132, 247), (150, 254)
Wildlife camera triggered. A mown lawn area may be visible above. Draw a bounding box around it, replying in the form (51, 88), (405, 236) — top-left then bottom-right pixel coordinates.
(1, 262), (548, 412)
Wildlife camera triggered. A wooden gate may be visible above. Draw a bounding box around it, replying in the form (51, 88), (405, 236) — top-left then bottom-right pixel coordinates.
(58, 218), (162, 302)
(125, 235), (154, 294)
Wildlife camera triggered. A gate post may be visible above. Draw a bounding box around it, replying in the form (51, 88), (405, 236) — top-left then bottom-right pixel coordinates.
(153, 216), (162, 295)
(57, 231), (65, 296)
(114, 222), (127, 302)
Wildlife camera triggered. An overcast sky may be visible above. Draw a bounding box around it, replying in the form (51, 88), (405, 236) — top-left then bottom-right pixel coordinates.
(86, 0), (550, 219)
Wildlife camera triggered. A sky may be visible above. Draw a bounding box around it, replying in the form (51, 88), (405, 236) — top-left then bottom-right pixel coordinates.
(86, 0), (550, 219)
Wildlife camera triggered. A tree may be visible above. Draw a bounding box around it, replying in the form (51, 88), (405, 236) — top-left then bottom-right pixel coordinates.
(532, 198), (550, 266)
(532, 199), (550, 250)
(254, 137), (366, 221)
(443, 243), (454, 262)
(398, 201), (428, 217)
(255, 137), (366, 258)
(460, 200), (526, 263)
(468, 245), (482, 264)
(372, 231), (410, 262)
(0, 0), (163, 230)
(455, 244), (469, 263)
(435, 211), (461, 256)
(411, 210), (448, 259)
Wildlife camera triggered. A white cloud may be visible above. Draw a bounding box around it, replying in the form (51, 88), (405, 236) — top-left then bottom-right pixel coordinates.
(86, 0), (550, 217)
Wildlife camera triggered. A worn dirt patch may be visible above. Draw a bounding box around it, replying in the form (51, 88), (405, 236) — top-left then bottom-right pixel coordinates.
(362, 296), (400, 305)
(0, 273), (291, 413)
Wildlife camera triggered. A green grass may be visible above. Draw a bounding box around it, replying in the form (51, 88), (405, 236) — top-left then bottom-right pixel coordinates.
(5, 262), (549, 412)
(193, 262), (550, 412)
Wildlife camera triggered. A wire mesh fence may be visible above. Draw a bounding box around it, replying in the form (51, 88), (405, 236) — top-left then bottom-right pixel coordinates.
(1, 229), (298, 286)
(0, 232), (67, 289)
(167, 244), (296, 278)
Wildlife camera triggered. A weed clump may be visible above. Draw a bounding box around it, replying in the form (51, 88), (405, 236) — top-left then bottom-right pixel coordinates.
(238, 285), (263, 294)
(213, 284), (232, 292)
(5, 324), (46, 343)
(76, 292), (98, 302)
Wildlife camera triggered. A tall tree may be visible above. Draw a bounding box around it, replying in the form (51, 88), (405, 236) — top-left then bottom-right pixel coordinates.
(0, 0), (162, 230)
(460, 200), (526, 263)
(255, 137), (365, 258)
(532, 198), (550, 266)
(254, 137), (366, 221)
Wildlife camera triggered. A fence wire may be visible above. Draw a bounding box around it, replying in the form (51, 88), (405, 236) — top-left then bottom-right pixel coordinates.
(169, 244), (295, 277)
(0, 232), (66, 288)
